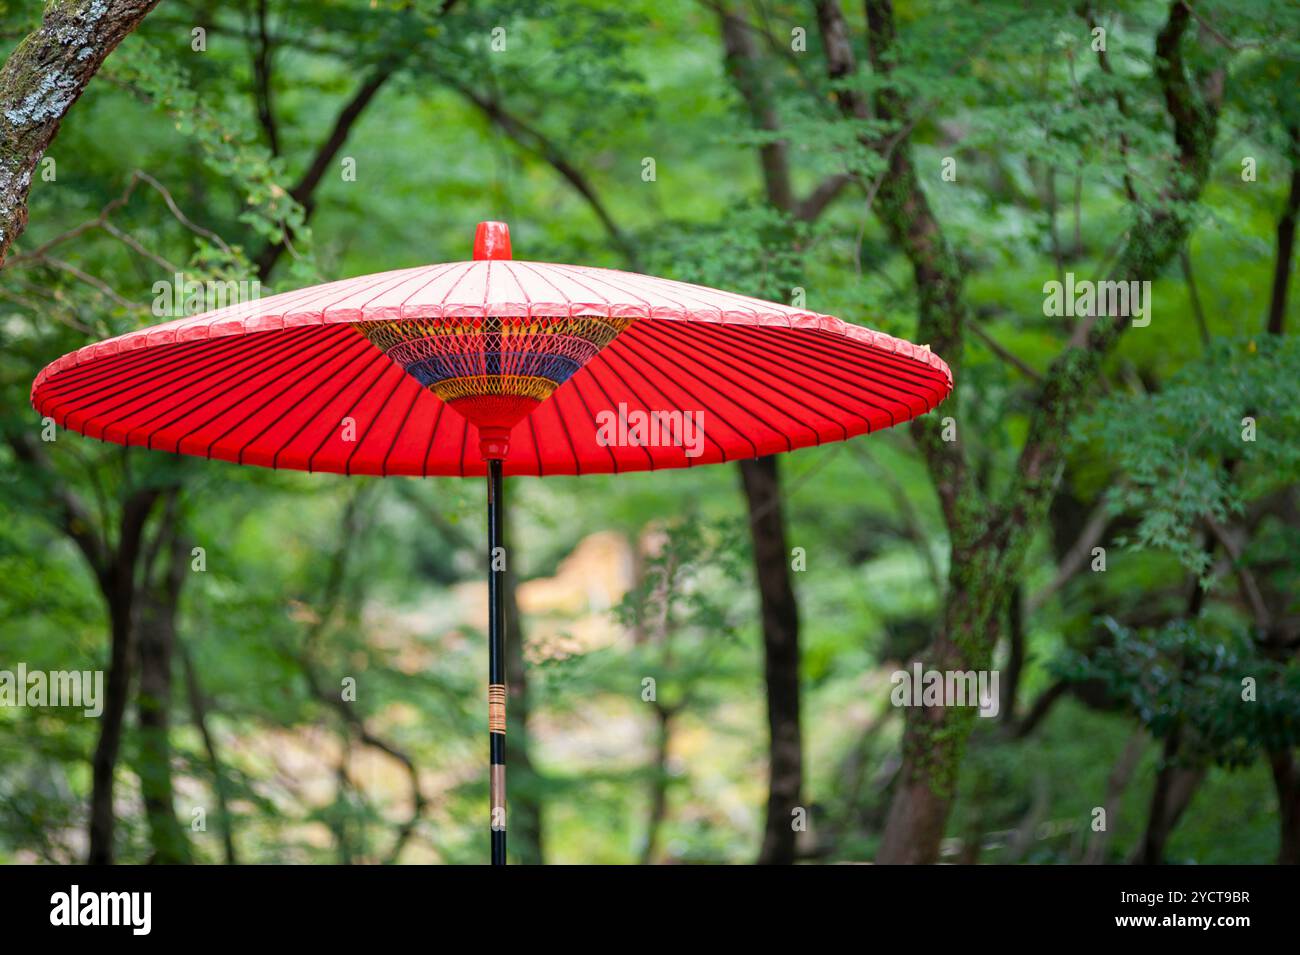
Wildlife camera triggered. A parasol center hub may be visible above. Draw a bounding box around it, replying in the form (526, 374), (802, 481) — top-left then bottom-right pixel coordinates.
(477, 425), (512, 461)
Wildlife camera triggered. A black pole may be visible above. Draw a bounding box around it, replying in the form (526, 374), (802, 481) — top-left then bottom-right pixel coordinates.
(487, 458), (507, 865)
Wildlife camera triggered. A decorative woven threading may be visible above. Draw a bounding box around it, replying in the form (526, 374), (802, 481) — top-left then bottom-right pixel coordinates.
(356, 315), (631, 407)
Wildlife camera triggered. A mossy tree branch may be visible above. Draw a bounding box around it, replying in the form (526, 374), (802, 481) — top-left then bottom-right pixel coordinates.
(0, 0), (160, 266)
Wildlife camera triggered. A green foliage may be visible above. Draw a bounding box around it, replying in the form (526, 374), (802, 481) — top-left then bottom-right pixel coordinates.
(103, 39), (314, 283)
(1077, 337), (1300, 577)
(1056, 617), (1300, 768)
(642, 204), (809, 304)
(0, 0), (1297, 865)
(610, 519), (749, 730)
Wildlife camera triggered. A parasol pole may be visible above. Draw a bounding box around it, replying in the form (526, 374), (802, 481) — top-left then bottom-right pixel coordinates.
(473, 220), (515, 866)
(486, 457), (507, 865)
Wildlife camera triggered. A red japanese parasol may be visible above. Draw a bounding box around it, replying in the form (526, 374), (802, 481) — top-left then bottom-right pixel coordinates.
(31, 222), (952, 863)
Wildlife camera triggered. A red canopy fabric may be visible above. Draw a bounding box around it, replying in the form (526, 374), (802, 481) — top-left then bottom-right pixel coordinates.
(31, 241), (952, 477)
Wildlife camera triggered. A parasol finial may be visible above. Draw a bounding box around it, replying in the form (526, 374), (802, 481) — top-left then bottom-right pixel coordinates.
(473, 221), (512, 261)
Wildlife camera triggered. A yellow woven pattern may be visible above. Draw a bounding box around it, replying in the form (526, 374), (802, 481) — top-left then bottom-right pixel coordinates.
(436, 374), (558, 403)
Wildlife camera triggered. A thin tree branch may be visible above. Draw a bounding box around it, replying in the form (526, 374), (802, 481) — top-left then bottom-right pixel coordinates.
(251, 0), (280, 156)
(445, 78), (640, 269)
(1180, 247), (1211, 347)
(849, 442), (943, 594)
(1203, 515), (1271, 630)
(37, 256), (138, 310)
(1086, 8), (1138, 203)
(1026, 493), (1112, 614)
(255, 69), (394, 280)
(294, 487), (428, 863)
(179, 637), (239, 865)
(969, 323), (1043, 382)
(5, 431), (109, 579)
(796, 173), (853, 222)
(9, 168), (233, 266)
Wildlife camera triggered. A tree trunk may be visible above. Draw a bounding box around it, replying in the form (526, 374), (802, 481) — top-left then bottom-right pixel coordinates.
(640, 704), (672, 865)
(740, 456), (803, 865)
(715, 4), (860, 867)
(88, 487), (163, 865)
(7, 438), (169, 864)
(1266, 125), (1299, 336)
(503, 524), (544, 865)
(0, 0), (160, 265)
(180, 639), (238, 864)
(877, 585), (1003, 863)
(1001, 585), (1025, 721)
(718, 9), (792, 212)
(1128, 529), (1218, 866)
(878, 757), (955, 864)
(89, 585), (135, 865)
(1083, 730), (1147, 864)
(1270, 749), (1300, 865)
(134, 528), (192, 864)
(1133, 730), (1206, 864)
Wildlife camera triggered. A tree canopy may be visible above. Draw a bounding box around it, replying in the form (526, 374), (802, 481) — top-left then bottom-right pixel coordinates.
(0, 0), (1297, 865)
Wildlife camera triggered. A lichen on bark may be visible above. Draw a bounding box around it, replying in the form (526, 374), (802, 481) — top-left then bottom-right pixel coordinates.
(0, 0), (159, 263)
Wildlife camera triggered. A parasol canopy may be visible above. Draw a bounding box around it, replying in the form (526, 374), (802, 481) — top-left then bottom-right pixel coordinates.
(31, 223), (952, 475)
